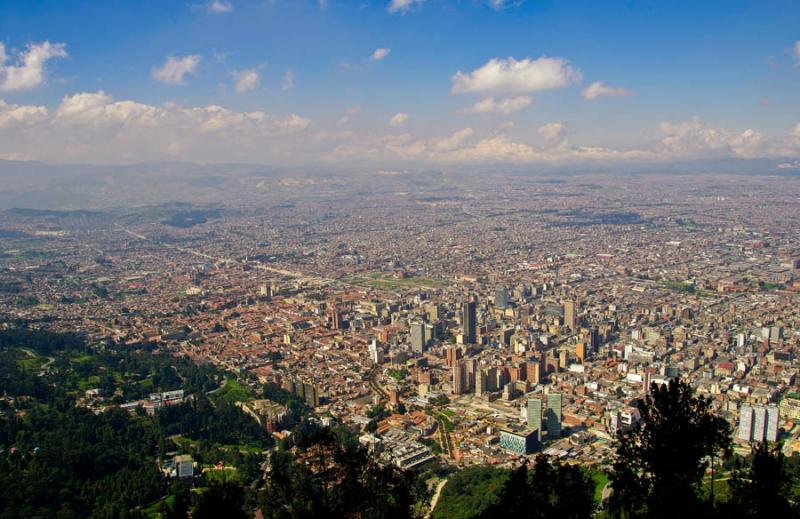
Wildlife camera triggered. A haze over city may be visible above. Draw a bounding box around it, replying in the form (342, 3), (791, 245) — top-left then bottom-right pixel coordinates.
(1, 2), (800, 519)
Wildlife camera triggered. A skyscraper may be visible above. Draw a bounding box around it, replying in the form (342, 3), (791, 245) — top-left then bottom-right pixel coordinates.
(462, 299), (477, 344)
(495, 287), (509, 309)
(410, 322), (426, 353)
(564, 300), (576, 332)
(452, 362), (466, 395)
(527, 397), (543, 442)
(546, 392), (563, 439)
(738, 405), (754, 441)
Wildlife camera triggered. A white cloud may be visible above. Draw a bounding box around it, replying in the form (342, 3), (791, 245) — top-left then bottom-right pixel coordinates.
(451, 56), (581, 95)
(538, 122), (567, 148)
(0, 98), (48, 128)
(465, 95), (531, 114)
(658, 117), (774, 158)
(152, 55), (202, 85)
(388, 0), (426, 14)
(371, 48), (391, 61)
(232, 68), (260, 93)
(336, 105), (361, 126)
(282, 70), (294, 91)
(488, 0), (522, 10)
(582, 81), (632, 100)
(0, 91), (311, 163)
(794, 41), (800, 64)
(0, 41), (68, 92)
(208, 0), (233, 13)
(389, 112), (409, 127)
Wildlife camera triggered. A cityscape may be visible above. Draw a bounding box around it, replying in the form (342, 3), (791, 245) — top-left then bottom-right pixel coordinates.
(1, 1), (800, 518)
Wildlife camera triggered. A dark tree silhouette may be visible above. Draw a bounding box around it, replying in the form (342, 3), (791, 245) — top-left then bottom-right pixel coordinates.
(723, 441), (797, 518)
(478, 455), (595, 519)
(607, 379), (730, 518)
(259, 427), (417, 519)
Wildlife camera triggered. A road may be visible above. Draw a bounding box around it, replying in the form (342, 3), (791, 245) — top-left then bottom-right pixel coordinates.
(425, 478), (448, 519)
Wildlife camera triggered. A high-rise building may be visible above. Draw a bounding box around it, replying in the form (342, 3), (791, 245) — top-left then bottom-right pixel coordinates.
(475, 369), (486, 395)
(410, 322), (426, 353)
(575, 342), (587, 363)
(546, 392), (563, 439)
(527, 397), (543, 442)
(495, 287), (509, 309)
(462, 299), (477, 344)
(446, 346), (462, 367)
(368, 339), (384, 365)
(753, 406), (767, 441)
(564, 300), (576, 332)
(766, 405), (779, 442)
(739, 404), (780, 443)
(452, 362), (466, 395)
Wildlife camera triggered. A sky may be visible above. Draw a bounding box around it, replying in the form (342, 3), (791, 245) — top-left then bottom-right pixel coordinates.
(0, 0), (799, 166)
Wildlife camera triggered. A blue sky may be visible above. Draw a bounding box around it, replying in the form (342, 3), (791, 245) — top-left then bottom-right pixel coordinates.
(0, 0), (798, 164)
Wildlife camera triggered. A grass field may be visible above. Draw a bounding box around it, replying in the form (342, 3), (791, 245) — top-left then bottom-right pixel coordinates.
(209, 378), (253, 404)
(349, 272), (446, 290)
(590, 471), (609, 504)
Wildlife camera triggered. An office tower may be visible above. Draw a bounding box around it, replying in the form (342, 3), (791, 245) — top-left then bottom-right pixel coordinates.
(452, 362), (466, 395)
(740, 404), (780, 442)
(590, 327), (600, 353)
(329, 305), (342, 330)
(575, 342), (586, 363)
(559, 350), (568, 369)
(526, 359), (541, 384)
(527, 398), (543, 442)
(486, 367), (498, 392)
(475, 369), (486, 395)
(446, 346), (462, 367)
(462, 299), (477, 344)
(303, 382), (319, 407)
(368, 340), (384, 365)
(410, 322), (426, 353)
(495, 287), (509, 309)
(766, 405), (779, 442)
(466, 358), (477, 390)
(753, 406), (767, 441)
(564, 300), (576, 332)
(546, 392), (563, 439)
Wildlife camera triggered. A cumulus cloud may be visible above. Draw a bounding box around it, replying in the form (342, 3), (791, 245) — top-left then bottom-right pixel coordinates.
(0, 98), (48, 128)
(232, 68), (260, 93)
(451, 56), (581, 95)
(371, 48), (391, 61)
(388, 0), (426, 14)
(538, 122), (567, 148)
(152, 55), (202, 85)
(582, 81), (632, 100)
(0, 41), (68, 92)
(465, 95), (531, 114)
(389, 112), (409, 127)
(0, 91), (310, 163)
(658, 117), (775, 158)
(282, 70), (294, 91)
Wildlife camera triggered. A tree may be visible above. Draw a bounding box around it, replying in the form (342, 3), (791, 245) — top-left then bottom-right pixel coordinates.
(260, 427), (417, 518)
(607, 379), (730, 518)
(192, 477), (249, 519)
(482, 455), (594, 519)
(723, 441), (796, 518)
